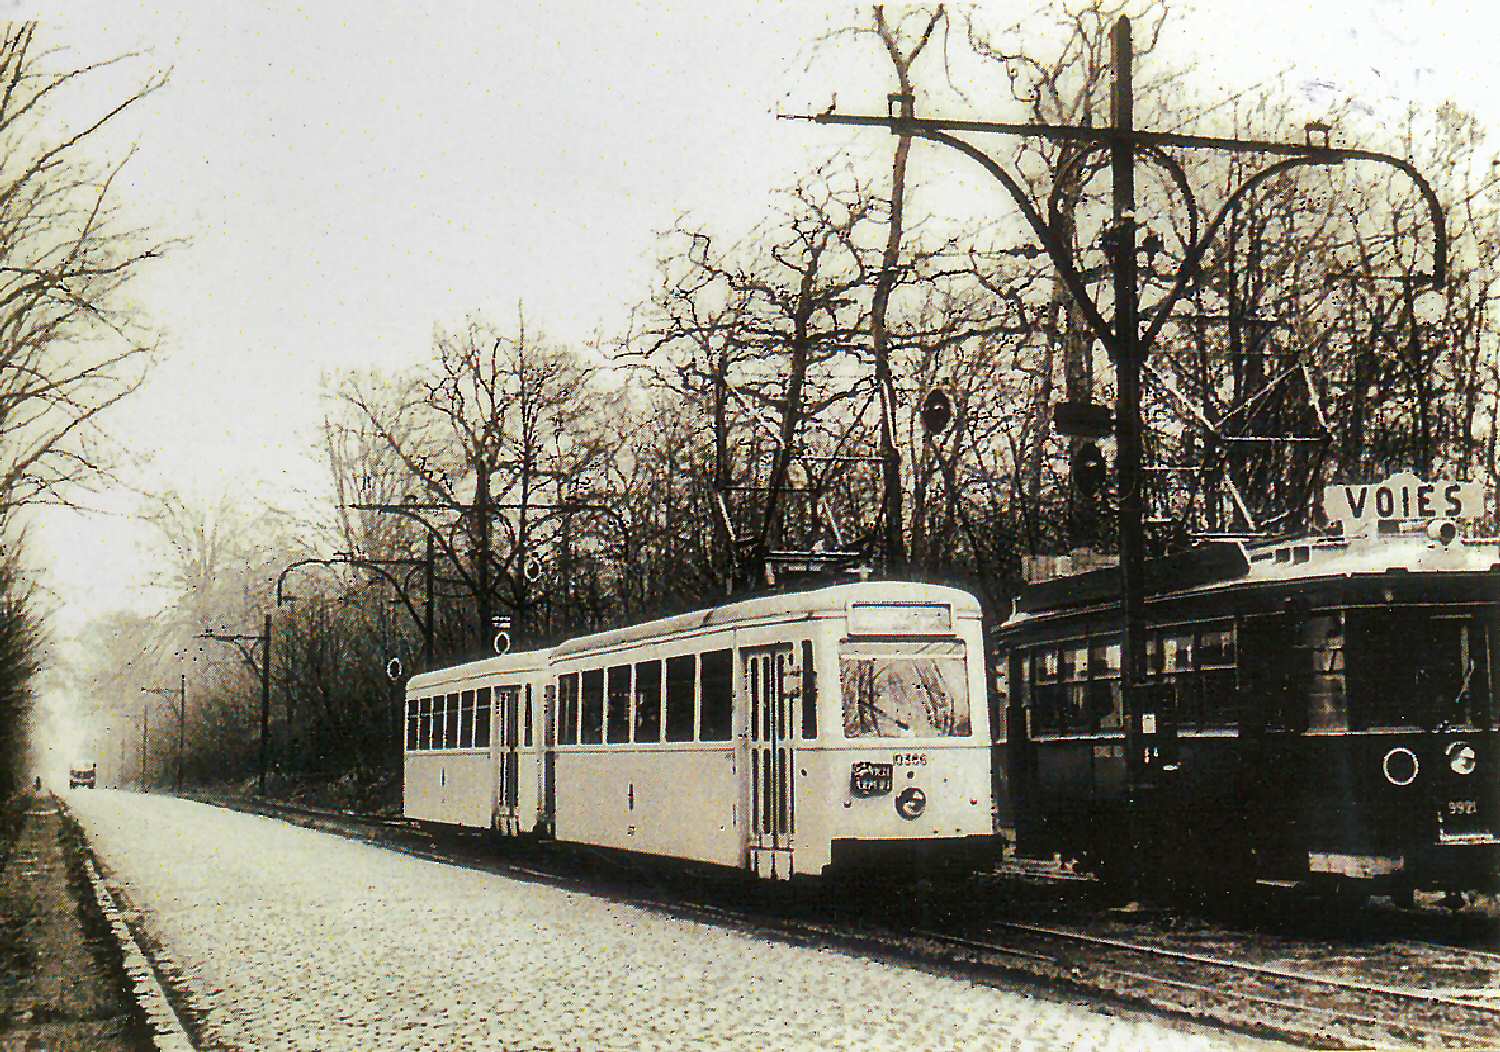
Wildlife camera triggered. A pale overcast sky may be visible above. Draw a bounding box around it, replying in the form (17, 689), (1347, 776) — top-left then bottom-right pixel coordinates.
(17, 0), (1500, 633)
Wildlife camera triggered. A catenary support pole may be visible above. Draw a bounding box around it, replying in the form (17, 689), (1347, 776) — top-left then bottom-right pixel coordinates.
(258, 612), (272, 795)
(177, 672), (186, 794)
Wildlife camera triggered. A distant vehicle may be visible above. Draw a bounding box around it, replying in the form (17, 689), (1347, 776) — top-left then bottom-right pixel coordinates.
(993, 520), (1499, 902)
(403, 581), (996, 879)
(68, 764), (97, 789)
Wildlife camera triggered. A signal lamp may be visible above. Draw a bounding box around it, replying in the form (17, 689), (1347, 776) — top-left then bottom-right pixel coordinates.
(920, 389), (953, 435)
(1071, 441), (1108, 498)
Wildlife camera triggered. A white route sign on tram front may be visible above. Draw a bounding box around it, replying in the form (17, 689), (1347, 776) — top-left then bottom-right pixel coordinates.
(1322, 471), (1486, 528)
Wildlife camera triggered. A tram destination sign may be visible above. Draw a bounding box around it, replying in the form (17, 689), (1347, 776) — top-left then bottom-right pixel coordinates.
(1322, 471), (1486, 529)
(849, 761), (893, 797)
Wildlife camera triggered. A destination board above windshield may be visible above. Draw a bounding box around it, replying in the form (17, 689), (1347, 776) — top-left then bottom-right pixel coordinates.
(846, 601), (954, 636)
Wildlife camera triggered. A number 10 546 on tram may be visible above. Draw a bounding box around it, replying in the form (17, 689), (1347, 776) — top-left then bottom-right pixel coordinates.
(403, 581), (996, 879)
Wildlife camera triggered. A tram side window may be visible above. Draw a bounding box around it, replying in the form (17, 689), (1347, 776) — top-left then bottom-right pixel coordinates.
(1088, 640), (1123, 731)
(605, 666), (631, 744)
(633, 660), (662, 742)
(1305, 613), (1347, 731)
(558, 673), (579, 745)
(580, 669), (605, 744)
(1198, 625), (1237, 727)
(699, 649), (733, 741)
(1060, 644), (1088, 730)
(459, 690), (475, 748)
(800, 640), (817, 739)
(1153, 630), (1199, 729)
(475, 687), (492, 748)
(445, 693), (460, 750)
(523, 686), (533, 748)
(432, 696), (447, 749)
(406, 699), (419, 751)
(418, 697), (432, 750)
(1028, 642), (1118, 734)
(1030, 648), (1064, 733)
(664, 655), (696, 741)
(1142, 624), (1238, 730)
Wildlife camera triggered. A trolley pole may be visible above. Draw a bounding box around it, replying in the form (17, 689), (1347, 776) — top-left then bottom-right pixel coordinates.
(793, 13), (1447, 892)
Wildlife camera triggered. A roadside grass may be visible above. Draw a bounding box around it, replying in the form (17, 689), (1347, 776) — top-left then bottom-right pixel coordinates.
(0, 791), (155, 1050)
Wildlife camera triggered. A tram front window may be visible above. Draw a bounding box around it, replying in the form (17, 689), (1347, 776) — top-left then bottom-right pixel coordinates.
(840, 639), (972, 739)
(1355, 609), (1491, 730)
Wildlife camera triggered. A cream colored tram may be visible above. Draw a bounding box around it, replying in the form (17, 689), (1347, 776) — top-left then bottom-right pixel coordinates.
(403, 650), (550, 834)
(547, 581), (995, 878)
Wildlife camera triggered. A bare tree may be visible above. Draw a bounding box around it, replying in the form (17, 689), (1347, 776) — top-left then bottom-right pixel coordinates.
(0, 25), (171, 511)
(329, 313), (605, 653)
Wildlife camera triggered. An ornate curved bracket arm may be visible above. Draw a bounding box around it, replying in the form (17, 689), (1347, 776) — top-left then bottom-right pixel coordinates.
(335, 552), (428, 634)
(1141, 145), (1200, 266)
(1140, 150), (1446, 357)
(921, 128), (1119, 355)
(1044, 143), (1199, 332)
(274, 557), (345, 607)
(1047, 142), (1109, 229)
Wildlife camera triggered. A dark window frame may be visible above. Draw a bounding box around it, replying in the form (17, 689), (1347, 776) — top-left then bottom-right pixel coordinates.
(580, 668), (605, 744)
(699, 649), (734, 741)
(606, 665), (632, 744)
(633, 659), (662, 743)
(558, 673), (580, 745)
(475, 686), (492, 748)
(664, 654), (696, 742)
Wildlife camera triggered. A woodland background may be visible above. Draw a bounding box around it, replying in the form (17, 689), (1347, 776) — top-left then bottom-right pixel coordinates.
(3, 3), (1496, 796)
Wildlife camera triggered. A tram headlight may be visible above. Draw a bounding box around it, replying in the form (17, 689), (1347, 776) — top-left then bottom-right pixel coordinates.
(895, 787), (927, 820)
(1448, 741), (1478, 776)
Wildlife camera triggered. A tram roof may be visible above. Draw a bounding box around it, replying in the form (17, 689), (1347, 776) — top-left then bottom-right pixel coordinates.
(553, 579), (982, 659)
(407, 648), (550, 691)
(1010, 529), (1500, 621)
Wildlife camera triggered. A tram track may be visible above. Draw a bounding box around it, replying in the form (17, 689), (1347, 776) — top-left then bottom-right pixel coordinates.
(918, 920), (1500, 1049)
(204, 793), (1500, 1050)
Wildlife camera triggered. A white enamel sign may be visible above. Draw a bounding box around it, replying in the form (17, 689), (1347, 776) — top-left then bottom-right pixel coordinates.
(1322, 471), (1486, 526)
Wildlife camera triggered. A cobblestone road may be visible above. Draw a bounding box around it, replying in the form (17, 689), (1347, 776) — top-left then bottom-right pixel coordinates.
(69, 791), (1282, 1051)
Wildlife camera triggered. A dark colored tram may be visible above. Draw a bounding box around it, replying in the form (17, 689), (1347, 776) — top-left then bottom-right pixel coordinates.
(992, 525), (1500, 898)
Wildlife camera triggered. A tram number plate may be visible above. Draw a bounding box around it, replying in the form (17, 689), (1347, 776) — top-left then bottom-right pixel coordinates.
(850, 761), (894, 797)
(1439, 798), (1489, 839)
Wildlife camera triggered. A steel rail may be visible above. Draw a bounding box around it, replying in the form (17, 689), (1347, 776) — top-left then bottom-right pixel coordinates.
(987, 917), (1500, 1015)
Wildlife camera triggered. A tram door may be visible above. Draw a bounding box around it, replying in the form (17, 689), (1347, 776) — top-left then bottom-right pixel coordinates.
(743, 645), (796, 878)
(494, 687), (521, 834)
(540, 684), (557, 837)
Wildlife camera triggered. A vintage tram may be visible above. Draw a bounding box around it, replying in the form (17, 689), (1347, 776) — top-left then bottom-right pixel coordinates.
(404, 580), (995, 879)
(993, 520), (1500, 899)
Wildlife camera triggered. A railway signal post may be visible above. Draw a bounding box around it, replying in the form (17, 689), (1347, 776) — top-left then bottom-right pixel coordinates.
(794, 15), (1447, 891)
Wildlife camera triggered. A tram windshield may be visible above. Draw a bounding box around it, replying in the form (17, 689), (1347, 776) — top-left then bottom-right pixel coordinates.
(840, 639), (972, 739)
(1352, 608), (1492, 730)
